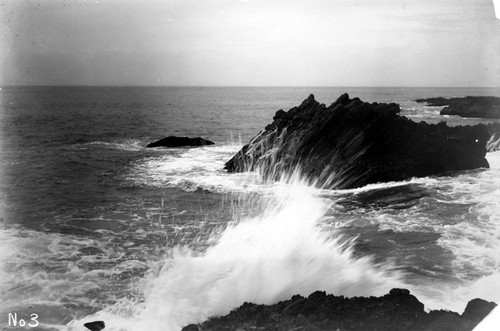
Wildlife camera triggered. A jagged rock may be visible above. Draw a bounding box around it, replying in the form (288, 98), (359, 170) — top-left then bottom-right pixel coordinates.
(282, 297), (308, 316)
(461, 298), (497, 322)
(83, 321), (105, 331)
(184, 289), (494, 331)
(225, 94), (490, 189)
(386, 288), (424, 312)
(146, 136), (214, 148)
(415, 96), (500, 118)
(389, 288), (411, 296)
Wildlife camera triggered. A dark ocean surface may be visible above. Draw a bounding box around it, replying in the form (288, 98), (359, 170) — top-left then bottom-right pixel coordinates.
(1, 86), (500, 330)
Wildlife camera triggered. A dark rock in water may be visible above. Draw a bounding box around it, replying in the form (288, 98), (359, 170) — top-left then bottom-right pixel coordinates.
(414, 97), (450, 106)
(183, 289), (494, 331)
(146, 136), (214, 148)
(84, 321), (105, 331)
(181, 324), (200, 331)
(225, 93), (490, 189)
(415, 96), (500, 118)
(461, 298), (497, 322)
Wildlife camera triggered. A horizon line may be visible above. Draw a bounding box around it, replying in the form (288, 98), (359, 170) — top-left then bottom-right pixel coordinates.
(2, 84), (500, 89)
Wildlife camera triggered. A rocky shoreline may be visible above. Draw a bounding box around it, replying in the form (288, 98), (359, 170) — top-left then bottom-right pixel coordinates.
(415, 96), (500, 119)
(181, 289), (496, 331)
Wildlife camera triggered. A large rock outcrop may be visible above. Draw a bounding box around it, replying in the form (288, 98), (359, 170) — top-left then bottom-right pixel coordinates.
(225, 94), (490, 189)
(181, 289), (497, 331)
(415, 96), (500, 118)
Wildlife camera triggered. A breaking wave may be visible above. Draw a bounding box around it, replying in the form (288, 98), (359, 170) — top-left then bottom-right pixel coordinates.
(66, 179), (403, 331)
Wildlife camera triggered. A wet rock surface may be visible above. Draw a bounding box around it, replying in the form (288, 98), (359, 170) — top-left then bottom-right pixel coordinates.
(225, 94), (490, 189)
(485, 122), (500, 152)
(181, 289), (496, 331)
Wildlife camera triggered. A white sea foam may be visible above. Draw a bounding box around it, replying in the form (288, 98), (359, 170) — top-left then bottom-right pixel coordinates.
(442, 152), (500, 306)
(127, 144), (266, 193)
(83, 146), (500, 327)
(401, 105), (444, 119)
(5, 146), (499, 329)
(363, 151), (500, 312)
(438, 152), (499, 286)
(72, 139), (145, 152)
(67, 180), (403, 331)
(0, 226), (150, 322)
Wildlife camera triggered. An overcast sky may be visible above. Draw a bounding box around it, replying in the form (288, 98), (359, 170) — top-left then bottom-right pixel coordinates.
(1, 0), (499, 86)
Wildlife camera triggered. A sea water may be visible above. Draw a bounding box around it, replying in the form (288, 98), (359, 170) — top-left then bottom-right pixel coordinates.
(0, 86), (499, 330)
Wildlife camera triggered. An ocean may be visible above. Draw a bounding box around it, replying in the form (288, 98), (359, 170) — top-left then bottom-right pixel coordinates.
(1, 86), (500, 330)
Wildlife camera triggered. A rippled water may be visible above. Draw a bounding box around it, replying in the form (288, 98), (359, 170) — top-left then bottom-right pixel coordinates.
(0, 86), (500, 330)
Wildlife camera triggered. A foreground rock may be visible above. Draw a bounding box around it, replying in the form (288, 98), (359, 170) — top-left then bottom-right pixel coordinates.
(225, 94), (490, 189)
(147, 136), (214, 148)
(181, 289), (496, 331)
(415, 96), (500, 118)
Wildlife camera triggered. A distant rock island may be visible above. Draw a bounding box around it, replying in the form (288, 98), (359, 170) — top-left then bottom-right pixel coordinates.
(147, 136), (214, 148)
(415, 96), (500, 119)
(181, 288), (496, 331)
(225, 94), (490, 189)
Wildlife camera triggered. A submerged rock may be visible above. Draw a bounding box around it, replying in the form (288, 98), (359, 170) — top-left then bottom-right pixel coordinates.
(225, 94), (490, 189)
(183, 289), (495, 331)
(415, 96), (500, 119)
(146, 136), (214, 148)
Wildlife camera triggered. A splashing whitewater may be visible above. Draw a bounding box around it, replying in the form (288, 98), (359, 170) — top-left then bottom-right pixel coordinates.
(68, 179), (403, 331)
